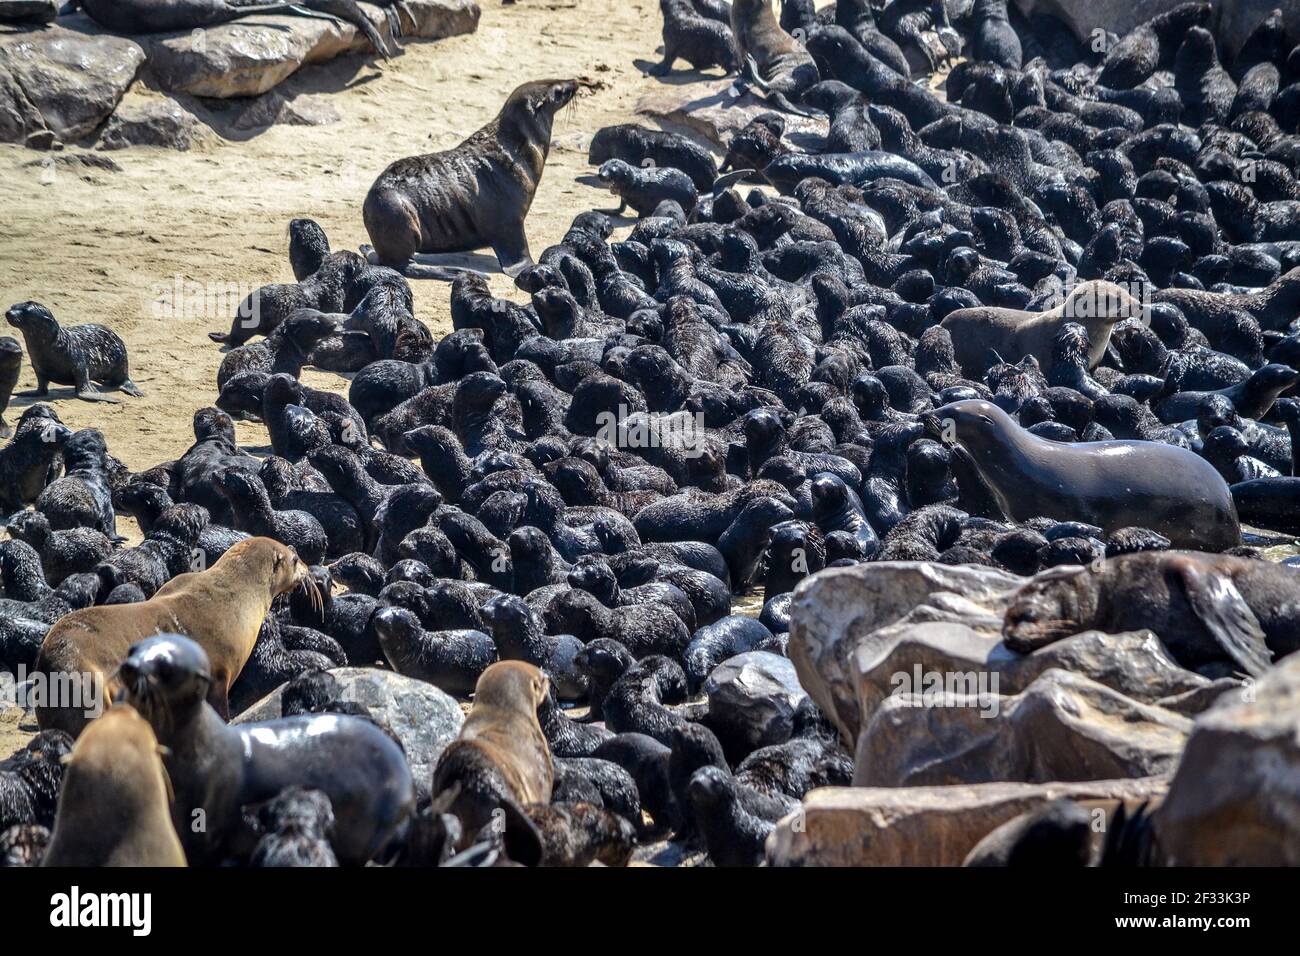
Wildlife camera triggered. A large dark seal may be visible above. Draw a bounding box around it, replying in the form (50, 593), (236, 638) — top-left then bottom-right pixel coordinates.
(35, 537), (318, 736)
(729, 0), (820, 116)
(0, 335), (21, 438)
(5, 301), (141, 403)
(75, 0), (304, 32)
(42, 703), (187, 867)
(118, 634), (413, 866)
(363, 79), (581, 279)
(1002, 551), (1300, 677)
(925, 400), (1242, 551)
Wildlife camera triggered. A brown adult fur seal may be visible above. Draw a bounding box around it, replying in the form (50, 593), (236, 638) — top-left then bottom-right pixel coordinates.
(34, 537), (318, 736)
(1003, 551), (1299, 677)
(42, 703), (186, 867)
(925, 400), (1242, 551)
(730, 0), (820, 116)
(363, 79), (582, 280)
(940, 280), (1145, 377)
(431, 661), (553, 858)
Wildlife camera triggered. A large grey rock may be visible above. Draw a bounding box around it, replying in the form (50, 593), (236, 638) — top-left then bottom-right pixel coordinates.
(857, 667), (1191, 786)
(230, 89), (340, 130)
(235, 666), (464, 798)
(635, 76), (827, 150)
(140, 0), (481, 98)
(1151, 652), (1300, 864)
(766, 777), (1168, 866)
(99, 95), (208, 149)
(0, 22), (144, 144)
(0, 1), (57, 24)
(705, 651), (808, 752)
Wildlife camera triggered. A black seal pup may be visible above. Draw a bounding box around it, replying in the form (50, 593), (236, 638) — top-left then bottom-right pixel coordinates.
(926, 400), (1242, 551)
(1002, 551), (1300, 677)
(0, 336), (21, 438)
(5, 302), (141, 402)
(363, 79), (582, 279)
(653, 0), (740, 75)
(587, 124), (720, 191)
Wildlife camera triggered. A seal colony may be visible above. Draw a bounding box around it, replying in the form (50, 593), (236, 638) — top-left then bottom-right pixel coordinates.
(4, 0), (1300, 868)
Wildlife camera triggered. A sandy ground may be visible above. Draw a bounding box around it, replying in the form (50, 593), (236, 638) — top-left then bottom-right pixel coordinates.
(0, 0), (706, 518)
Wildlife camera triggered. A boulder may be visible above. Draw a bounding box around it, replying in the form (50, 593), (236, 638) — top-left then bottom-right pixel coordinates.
(1151, 652), (1300, 864)
(0, 22), (145, 145)
(230, 89), (341, 130)
(635, 76), (827, 151)
(0, 1), (57, 25)
(139, 0), (481, 98)
(99, 95), (208, 149)
(856, 668), (1191, 786)
(705, 651), (807, 753)
(766, 777), (1168, 866)
(235, 666), (464, 798)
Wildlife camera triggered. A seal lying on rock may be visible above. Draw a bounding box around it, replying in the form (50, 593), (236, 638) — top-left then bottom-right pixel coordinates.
(363, 79), (583, 280)
(925, 401), (1242, 551)
(1002, 551), (1300, 677)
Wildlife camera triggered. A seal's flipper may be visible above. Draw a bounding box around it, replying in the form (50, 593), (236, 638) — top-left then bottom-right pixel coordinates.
(119, 380), (143, 398)
(400, 262), (479, 281)
(75, 384), (120, 404)
(499, 797), (544, 867)
(1172, 558), (1273, 677)
(712, 169), (757, 195)
(208, 331), (230, 343)
(492, 226), (534, 279)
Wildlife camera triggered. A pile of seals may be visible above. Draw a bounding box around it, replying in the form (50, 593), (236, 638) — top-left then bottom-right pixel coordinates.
(5, 0), (1300, 867)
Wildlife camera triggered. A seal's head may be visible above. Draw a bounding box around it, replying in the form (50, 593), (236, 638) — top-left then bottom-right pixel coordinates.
(117, 634), (214, 726)
(1001, 566), (1097, 652)
(1248, 363), (1300, 397)
(471, 660), (550, 714)
(924, 399), (1014, 450)
(228, 537), (319, 612)
(500, 78), (582, 146)
(4, 301), (59, 339)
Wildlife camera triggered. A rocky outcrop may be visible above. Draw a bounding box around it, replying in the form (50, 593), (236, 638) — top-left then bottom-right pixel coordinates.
(766, 777), (1168, 866)
(99, 94), (208, 150)
(0, 23), (144, 146)
(635, 76), (827, 150)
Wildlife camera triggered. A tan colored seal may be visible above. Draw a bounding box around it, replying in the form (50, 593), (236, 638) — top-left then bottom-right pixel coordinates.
(35, 536), (317, 736)
(940, 280), (1145, 377)
(432, 661), (554, 851)
(42, 703), (186, 867)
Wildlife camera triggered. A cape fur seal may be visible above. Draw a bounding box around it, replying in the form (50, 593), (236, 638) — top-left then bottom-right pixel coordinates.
(35, 536), (318, 736)
(924, 400), (1242, 551)
(5, 301), (141, 403)
(730, 0), (820, 116)
(939, 281), (1145, 378)
(1002, 551), (1300, 677)
(42, 703), (186, 867)
(363, 79), (582, 280)
(74, 0), (305, 32)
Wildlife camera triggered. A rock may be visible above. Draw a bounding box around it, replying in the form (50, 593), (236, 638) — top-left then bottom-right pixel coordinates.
(0, 21), (145, 144)
(0, 1), (57, 24)
(788, 562), (1023, 744)
(857, 668), (1191, 786)
(1151, 652), (1300, 864)
(99, 96), (207, 150)
(704, 651), (808, 753)
(235, 666), (464, 798)
(231, 89), (340, 130)
(22, 150), (122, 184)
(766, 777), (1168, 866)
(635, 76), (827, 150)
(140, 0), (481, 98)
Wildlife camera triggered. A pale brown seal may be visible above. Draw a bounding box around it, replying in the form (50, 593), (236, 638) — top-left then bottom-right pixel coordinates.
(362, 79), (582, 280)
(42, 703), (186, 867)
(730, 0), (820, 116)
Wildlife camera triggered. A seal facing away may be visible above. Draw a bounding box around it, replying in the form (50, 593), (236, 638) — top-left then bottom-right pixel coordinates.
(5, 301), (141, 403)
(730, 0), (820, 115)
(1002, 551), (1300, 677)
(34, 536), (317, 736)
(42, 703), (186, 867)
(925, 401), (1242, 551)
(363, 79), (581, 279)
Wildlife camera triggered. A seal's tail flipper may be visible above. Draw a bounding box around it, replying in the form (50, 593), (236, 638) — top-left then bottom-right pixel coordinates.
(119, 380), (143, 398)
(1172, 557), (1274, 677)
(401, 263), (481, 281)
(712, 168), (757, 195)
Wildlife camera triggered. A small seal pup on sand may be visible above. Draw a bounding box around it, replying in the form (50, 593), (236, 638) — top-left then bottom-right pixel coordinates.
(42, 703), (186, 867)
(363, 79), (583, 279)
(5, 301), (141, 403)
(35, 537), (319, 735)
(925, 401), (1242, 551)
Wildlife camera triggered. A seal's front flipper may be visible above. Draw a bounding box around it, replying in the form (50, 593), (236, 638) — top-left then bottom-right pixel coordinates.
(1172, 557), (1273, 677)
(768, 91), (821, 119)
(492, 226), (534, 279)
(208, 331), (230, 343)
(712, 169), (757, 195)
(75, 384), (120, 404)
(400, 262), (477, 281)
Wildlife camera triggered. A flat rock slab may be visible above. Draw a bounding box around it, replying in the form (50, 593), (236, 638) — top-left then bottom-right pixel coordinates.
(635, 76), (827, 151)
(135, 0), (480, 98)
(0, 22), (144, 144)
(235, 666), (464, 799)
(766, 777), (1168, 866)
(99, 94), (209, 149)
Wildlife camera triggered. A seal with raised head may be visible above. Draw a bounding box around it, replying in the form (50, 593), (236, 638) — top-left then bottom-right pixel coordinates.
(431, 661), (554, 852)
(1002, 551), (1300, 677)
(729, 0), (820, 116)
(925, 401), (1242, 551)
(118, 634), (414, 866)
(34, 536), (318, 736)
(5, 301), (141, 403)
(42, 703), (186, 867)
(363, 79), (582, 280)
